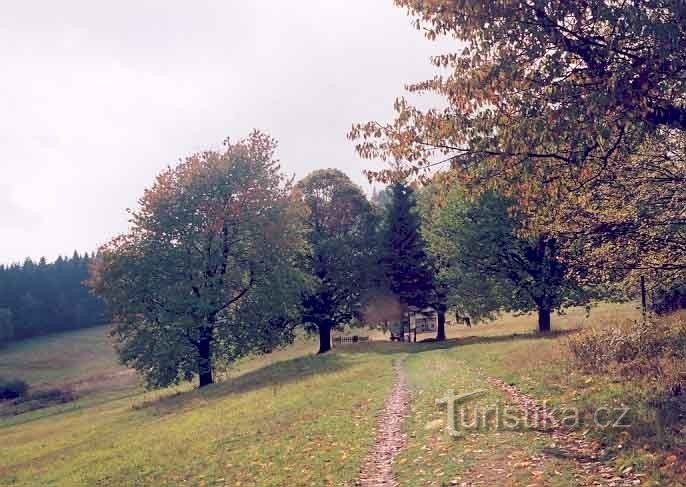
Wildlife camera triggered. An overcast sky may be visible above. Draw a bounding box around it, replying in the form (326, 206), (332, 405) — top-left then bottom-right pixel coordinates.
(0, 1), (445, 265)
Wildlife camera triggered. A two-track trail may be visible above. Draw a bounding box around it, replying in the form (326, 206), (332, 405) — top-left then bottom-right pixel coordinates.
(354, 353), (645, 487)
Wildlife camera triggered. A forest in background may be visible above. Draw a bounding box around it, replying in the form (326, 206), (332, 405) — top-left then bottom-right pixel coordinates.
(0, 253), (106, 344)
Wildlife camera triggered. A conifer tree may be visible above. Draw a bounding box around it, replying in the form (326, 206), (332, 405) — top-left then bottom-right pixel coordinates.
(0, 252), (107, 342)
(381, 183), (446, 340)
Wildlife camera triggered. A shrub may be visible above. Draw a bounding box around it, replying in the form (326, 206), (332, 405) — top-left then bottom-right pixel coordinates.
(0, 387), (76, 417)
(567, 315), (686, 395)
(653, 281), (686, 315)
(27, 387), (76, 404)
(0, 378), (29, 400)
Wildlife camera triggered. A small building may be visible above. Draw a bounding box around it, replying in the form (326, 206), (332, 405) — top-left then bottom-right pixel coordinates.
(388, 306), (438, 341)
(408, 307), (438, 333)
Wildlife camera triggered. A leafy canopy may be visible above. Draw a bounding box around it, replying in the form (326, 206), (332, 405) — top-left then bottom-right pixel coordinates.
(422, 184), (592, 330)
(295, 169), (377, 352)
(91, 131), (307, 387)
(350, 0), (686, 285)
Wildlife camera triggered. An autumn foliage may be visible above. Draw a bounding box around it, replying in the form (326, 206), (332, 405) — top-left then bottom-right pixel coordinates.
(90, 132), (308, 387)
(350, 0), (686, 289)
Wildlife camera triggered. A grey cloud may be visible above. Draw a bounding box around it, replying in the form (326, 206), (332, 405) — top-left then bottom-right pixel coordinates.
(0, 0), (446, 264)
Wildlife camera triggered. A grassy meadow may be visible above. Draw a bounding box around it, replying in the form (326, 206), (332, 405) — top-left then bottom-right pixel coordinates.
(0, 329), (393, 486)
(2, 302), (684, 486)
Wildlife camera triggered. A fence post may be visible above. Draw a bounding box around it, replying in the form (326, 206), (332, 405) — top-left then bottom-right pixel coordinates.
(641, 275), (647, 323)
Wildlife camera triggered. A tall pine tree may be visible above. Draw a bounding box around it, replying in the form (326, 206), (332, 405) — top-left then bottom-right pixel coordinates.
(382, 183), (446, 340)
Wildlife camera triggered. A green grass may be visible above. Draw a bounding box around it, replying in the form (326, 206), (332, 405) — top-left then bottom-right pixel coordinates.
(466, 346), (684, 485)
(0, 325), (143, 426)
(2, 302), (682, 486)
(348, 302), (684, 486)
(0, 325), (124, 386)
(419, 302), (684, 486)
(393, 347), (582, 486)
(0, 348), (393, 486)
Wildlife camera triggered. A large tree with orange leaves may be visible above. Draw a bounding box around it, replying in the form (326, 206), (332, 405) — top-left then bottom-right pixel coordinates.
(90, 132), (308, 388)
(350, 0), (686, 286)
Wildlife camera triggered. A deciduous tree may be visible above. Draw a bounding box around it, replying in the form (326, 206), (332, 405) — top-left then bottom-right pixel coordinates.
(295, 169), (377, 353)
(349, 0), (686, 285)
(423, 185), (591, 332)
(90, 132), (307, 388)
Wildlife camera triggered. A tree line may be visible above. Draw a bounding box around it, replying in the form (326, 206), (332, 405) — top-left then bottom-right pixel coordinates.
(90, 132), (598, 389)
(83, 0), (686, 390)
(0, 253), (107, 344)
(349, 0), (685, 318)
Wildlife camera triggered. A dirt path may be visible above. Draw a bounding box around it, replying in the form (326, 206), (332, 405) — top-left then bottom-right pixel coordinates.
(488, 377), (643, 486)
(355, 357), (410, 487)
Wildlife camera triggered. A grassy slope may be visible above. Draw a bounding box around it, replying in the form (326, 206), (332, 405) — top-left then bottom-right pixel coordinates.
(2, 302), (679, 486)
(387, 302), (682, 486)
(0, 325), (125, 386)
(0, 329), (394, 486)
(0, 325), (144, 426)
(395, 347), (581, 486)
(453, 330), (686, 485)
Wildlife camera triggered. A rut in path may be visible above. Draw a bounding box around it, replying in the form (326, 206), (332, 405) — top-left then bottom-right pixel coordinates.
(488, 377), (643, 486)
(355, 357), (410, 487)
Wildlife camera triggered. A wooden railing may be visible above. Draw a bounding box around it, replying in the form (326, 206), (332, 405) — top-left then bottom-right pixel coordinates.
(332, 336), (369, 346)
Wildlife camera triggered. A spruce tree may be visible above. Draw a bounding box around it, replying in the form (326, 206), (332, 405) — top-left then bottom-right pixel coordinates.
(382, 183), (446, 340)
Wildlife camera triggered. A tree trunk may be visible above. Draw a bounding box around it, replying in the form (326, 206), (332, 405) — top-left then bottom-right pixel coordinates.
(197, 333), (213, 387)
(318, 323), (332, 354)
(436, 308), (446, 341)
(538, 306), (551, 333)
